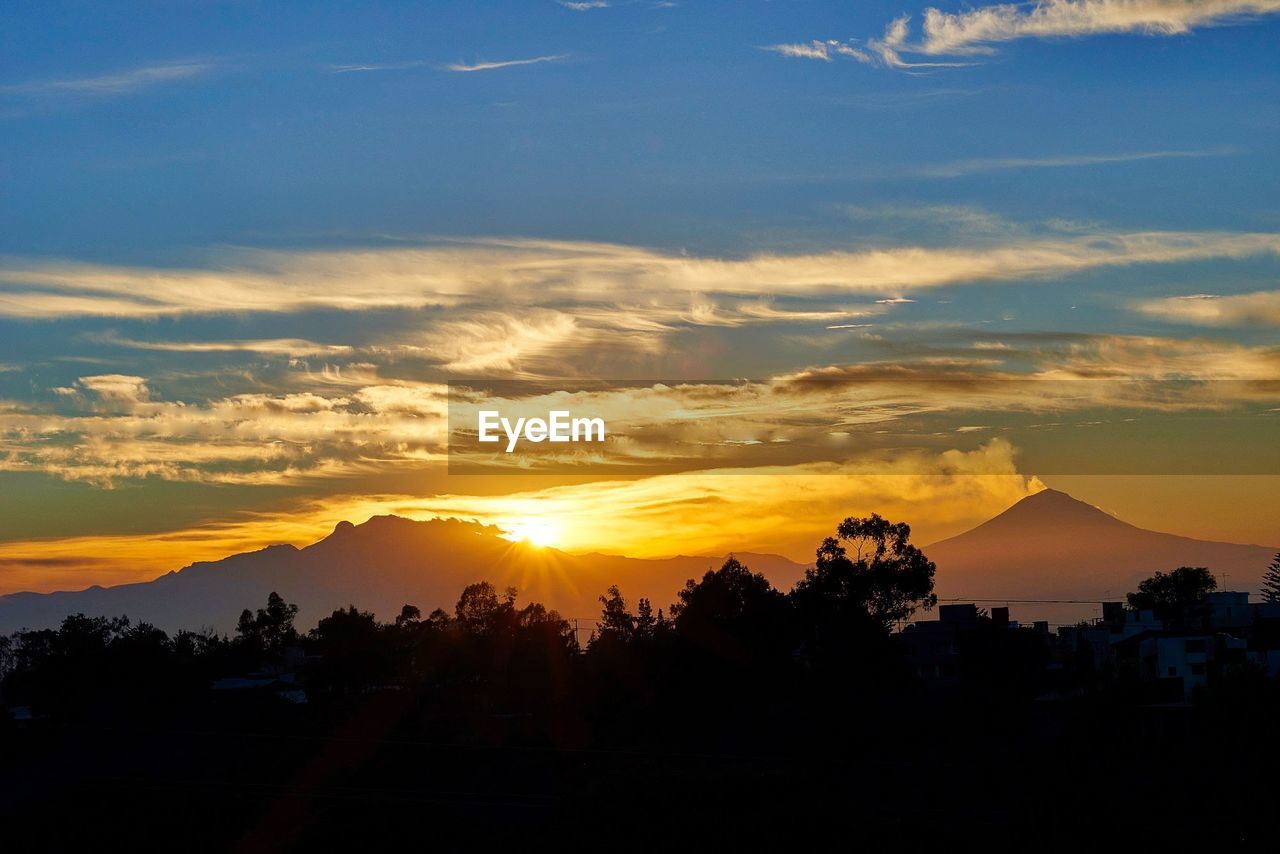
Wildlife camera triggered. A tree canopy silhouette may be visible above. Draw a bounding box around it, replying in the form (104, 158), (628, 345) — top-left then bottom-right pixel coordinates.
(791, 513), (937, 634)
(594, 586), (666, 650)
(1264, 553), (1280, 605)
(597, 585), (636, 644)
(309, 605), (389, 695)
(454, 581), (517, 635)
(1, 613), (222, 719)
(670, 556), (790, 661)
(1127, 566), (1217, 629)
(235, 591), (299, 658)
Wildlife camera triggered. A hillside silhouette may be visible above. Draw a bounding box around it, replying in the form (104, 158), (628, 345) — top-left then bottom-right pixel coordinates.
(5, 490), (1274, 634)
(928, 489), (1276, 604)
(0, 516), (805, 633)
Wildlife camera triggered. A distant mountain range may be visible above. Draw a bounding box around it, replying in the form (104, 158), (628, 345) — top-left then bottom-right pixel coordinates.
(0, 516), (805, 634)
(1, 490), (1274, 634)
(926, 489), (1276, 622)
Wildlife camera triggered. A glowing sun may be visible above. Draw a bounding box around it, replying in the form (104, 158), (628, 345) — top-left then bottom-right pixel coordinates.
(502, 517), (562, 548)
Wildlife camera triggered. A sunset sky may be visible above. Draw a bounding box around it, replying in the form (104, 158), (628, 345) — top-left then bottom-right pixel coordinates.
(2, 1), (1279, 595)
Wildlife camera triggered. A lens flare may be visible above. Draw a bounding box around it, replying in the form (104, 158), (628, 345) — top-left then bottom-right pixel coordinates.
(502, 517), (562, 548)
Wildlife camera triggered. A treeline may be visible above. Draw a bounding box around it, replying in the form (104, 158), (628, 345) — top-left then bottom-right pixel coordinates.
(1, 521), (1272, 726)
(0, 515), (938, 729)
(3, 517), (1279, 849)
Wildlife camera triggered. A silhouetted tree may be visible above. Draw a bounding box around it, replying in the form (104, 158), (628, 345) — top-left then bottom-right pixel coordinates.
(634, 597), (659, 640)
(455, 582), (517, 634)
(309, 605), (389, 695)
(235, 591), (299, 660)
(172, 628), (224, 667)
(1127, 567), (1217, 629)
(791, 513), (937, 636)
(597, 585), (636, 644)
(425, 607), (452, 629)
(394, 604), (422, 627)
(515, 601), (569, 630)
(671, 556), (790, 661)
(1263, 554), (1280, 604)
(0, 613), (224, 720)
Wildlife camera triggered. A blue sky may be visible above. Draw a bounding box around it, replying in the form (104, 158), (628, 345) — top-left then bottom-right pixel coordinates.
(1, 1), (1279, 590)
(3, 1), (1278, 258)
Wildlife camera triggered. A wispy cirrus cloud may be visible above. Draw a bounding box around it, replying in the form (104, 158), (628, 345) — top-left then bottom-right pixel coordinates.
(0, 367), (1068, 486)
(910, 0), (1280, 58)
(558, 1), (610, 9)
(1137, 290), (1280, 326)
(0, 61), (213, 98)
(76, 374), (152, 407)
(0, 378), (450, 486)
(330, 53), (567, 75)
(732, 149), (1230, 185)
(2, 231), (1279, 321)
(912, 147), (1236, 178)
(773, 1), (1280, 70)
(422, 309), (660, 376)
(762, 40), (874, 63)
(93, 333), (354, 357)
(328, 60), (430, 74)
(445, 54), (567, 73)
(766, 23), (969, 70)
(1025, 333), (1280, 381)
(3, 332), (1277, 490)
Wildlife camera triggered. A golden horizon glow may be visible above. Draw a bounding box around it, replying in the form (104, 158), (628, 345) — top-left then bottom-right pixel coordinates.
(0, 451), (1047, 595)
(3, 460), (1278, 599)
(500, 516), (563, 549)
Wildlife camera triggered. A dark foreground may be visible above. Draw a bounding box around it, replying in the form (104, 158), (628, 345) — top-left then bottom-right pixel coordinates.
(4, 677), (1277, 851)
(4, 526), (1279, 850)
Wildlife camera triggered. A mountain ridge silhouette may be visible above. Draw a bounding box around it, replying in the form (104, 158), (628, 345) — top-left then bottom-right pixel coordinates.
(926, 488), (1276, 605)
(2, 492), (1274, 633)
(0, 515), (807, 633)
